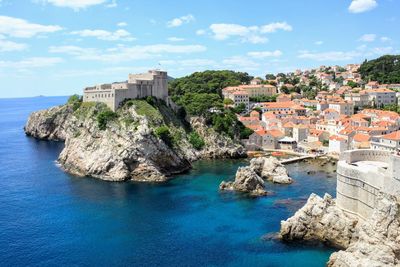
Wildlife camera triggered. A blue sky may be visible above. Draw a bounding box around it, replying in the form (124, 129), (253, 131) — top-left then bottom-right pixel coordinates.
(0, 0), (399, 98)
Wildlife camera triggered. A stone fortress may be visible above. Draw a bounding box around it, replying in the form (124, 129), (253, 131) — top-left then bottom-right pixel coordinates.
(83, 69), (168, 111)
(336, 149), (400, 219)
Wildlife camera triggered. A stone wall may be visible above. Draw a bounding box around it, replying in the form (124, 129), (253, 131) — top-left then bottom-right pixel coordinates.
(336, 149), (398, 220)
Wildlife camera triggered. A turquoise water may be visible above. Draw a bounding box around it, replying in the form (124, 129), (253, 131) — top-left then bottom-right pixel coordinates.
(0, 96), (336, 266)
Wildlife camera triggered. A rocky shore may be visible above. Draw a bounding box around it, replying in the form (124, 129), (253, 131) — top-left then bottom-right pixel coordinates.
(24, 100), (246, 182)
(279, 193), (400, 266)
(219, 156), (293, 196)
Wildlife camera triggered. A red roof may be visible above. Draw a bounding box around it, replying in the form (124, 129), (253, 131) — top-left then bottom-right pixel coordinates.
(382, 130), (400, 141)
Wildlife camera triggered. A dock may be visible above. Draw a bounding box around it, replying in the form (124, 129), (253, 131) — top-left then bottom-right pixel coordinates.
(279, 155), (316, 164)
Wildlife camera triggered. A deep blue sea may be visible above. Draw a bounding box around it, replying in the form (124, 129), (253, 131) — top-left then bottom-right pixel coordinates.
(0, 96), (337, 267)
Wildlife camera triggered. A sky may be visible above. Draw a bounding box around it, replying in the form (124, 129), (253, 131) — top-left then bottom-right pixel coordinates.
(0, 0), (399, 98)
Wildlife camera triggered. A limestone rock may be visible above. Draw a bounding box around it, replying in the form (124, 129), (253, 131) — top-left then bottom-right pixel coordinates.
(190, 117), (246, 159)
(250, 157), (293, 184)
(279, 192), (400, 266)
(24, 102), (246, 182)
(279, 193), (358, 249)
(220, 166), (267, 196)
(328, 194), (400, 267)
(24, 105), (72, 141)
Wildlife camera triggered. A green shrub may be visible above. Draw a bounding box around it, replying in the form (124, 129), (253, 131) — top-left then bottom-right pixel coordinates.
(155, 126), (172, 146)
(67, 94), (82, 111)
(188, 132), (205, 150)
(97, 110), (118, 130)
(145, 96), (155, 105)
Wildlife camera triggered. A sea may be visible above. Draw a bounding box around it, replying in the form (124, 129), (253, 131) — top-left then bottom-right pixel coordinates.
(0, 96), (337, 267)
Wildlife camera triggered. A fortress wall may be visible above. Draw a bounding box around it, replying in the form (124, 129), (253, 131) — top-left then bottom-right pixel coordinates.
(336, 149), (391, 220)
(385, 154), (400, 196)
(83, 90), (115, 111)
(340, 149), (392, 164)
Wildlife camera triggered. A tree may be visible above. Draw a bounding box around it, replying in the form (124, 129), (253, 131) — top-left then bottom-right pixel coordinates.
(265, 73), (276, 80)
(155, 126), (173, 146)
(232, 103), (246, 114)
(347, 81), (358, 88)
(176, 93), (222, 116)
(97, 110), (118, 130)
(359, 55), (400, 83)
(188, 132), (205, 150)
(223, 98), (234, 105)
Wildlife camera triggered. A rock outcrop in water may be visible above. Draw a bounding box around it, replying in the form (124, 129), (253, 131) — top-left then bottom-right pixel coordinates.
(250, 157), (293, 184)
(219, 156), (293, 196)
(24, 100), (246, 182)
(219, 166), (267, 196)
(279, 193), (400, 266)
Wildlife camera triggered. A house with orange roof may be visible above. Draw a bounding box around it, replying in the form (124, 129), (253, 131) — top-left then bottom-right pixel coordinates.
(365, 81), (379, 90)
(364, 88), (396, 107)
(371, 130), (400, 152)
(329, 135), (348, 154)
(308, 129), (329, 143)
(292, 124), (309, 143)
(323, 108), (340, 120)
(248, 129), (285, 149)
(276, 94), (291, 102)
(249, 110), (260, 118)
(351, 133), (371, 149)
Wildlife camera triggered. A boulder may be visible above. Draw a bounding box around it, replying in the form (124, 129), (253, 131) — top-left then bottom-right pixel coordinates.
(279, 193), (400, 266)
(219, 166), (267, 196)
(250, 157), (293, 184)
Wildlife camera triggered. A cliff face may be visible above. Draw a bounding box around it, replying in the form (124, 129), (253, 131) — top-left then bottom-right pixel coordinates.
(24, 100), (246, 182)
(279, 193), (400, 267)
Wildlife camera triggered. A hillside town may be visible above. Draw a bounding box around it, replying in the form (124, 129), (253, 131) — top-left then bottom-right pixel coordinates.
(222, 64), (400, 157)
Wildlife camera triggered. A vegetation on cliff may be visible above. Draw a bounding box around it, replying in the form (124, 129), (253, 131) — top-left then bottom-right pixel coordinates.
(360, 55), (400, 83)
(168, 70), (254, 139)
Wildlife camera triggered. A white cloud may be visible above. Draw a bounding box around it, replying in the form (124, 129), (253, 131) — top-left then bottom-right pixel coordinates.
(348, 0), (377, 13)
(105, 0), (117, 8)
(0, 40), (28, 52)
(222, 56), (260, 69)
(209, 22), (292, 44)
(0, 15), (62, 38)
(359, 33), (376, 42)
(196, 29), (206, 35)
(247, 50), (282, 58)
(117, 22), (127, 27)
(298, 51), (361, 61)
(0, 57), (63, 69)
(39, 0), (108, 10)
(380, 36), (390, 42)
(50, 44), (207, 62)
(315, 41), (323, 45)
(70, 29), (135, 41)
(167, 37), (185, 42)
(159, 59), (216, 67)
(167, 14), (195, 28)
(260, 22), (292, 33)
(370, 46), (393, 54)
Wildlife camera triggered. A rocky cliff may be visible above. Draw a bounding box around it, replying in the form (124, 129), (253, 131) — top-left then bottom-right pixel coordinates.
(279, 193), (400, 266)
(24, 99), (246, 182)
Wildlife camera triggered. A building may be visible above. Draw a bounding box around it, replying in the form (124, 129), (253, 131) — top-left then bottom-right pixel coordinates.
(363, 88), (397, 107)
(336, 149), (400, 220)
(83, 69), (168, 111)
(222, 84), (277, 99)
(329, 135), (348, 154)
(224, 90), (250, 110)
(292, 124), (308, 143)
(248, 129), (285, 149)
(344, 92), (370, 107)
(328, 101), (354, 116)
(371, 130), (400, 152)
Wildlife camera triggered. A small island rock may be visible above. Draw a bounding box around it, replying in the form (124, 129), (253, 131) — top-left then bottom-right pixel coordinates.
(220, 166), (267, 196)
